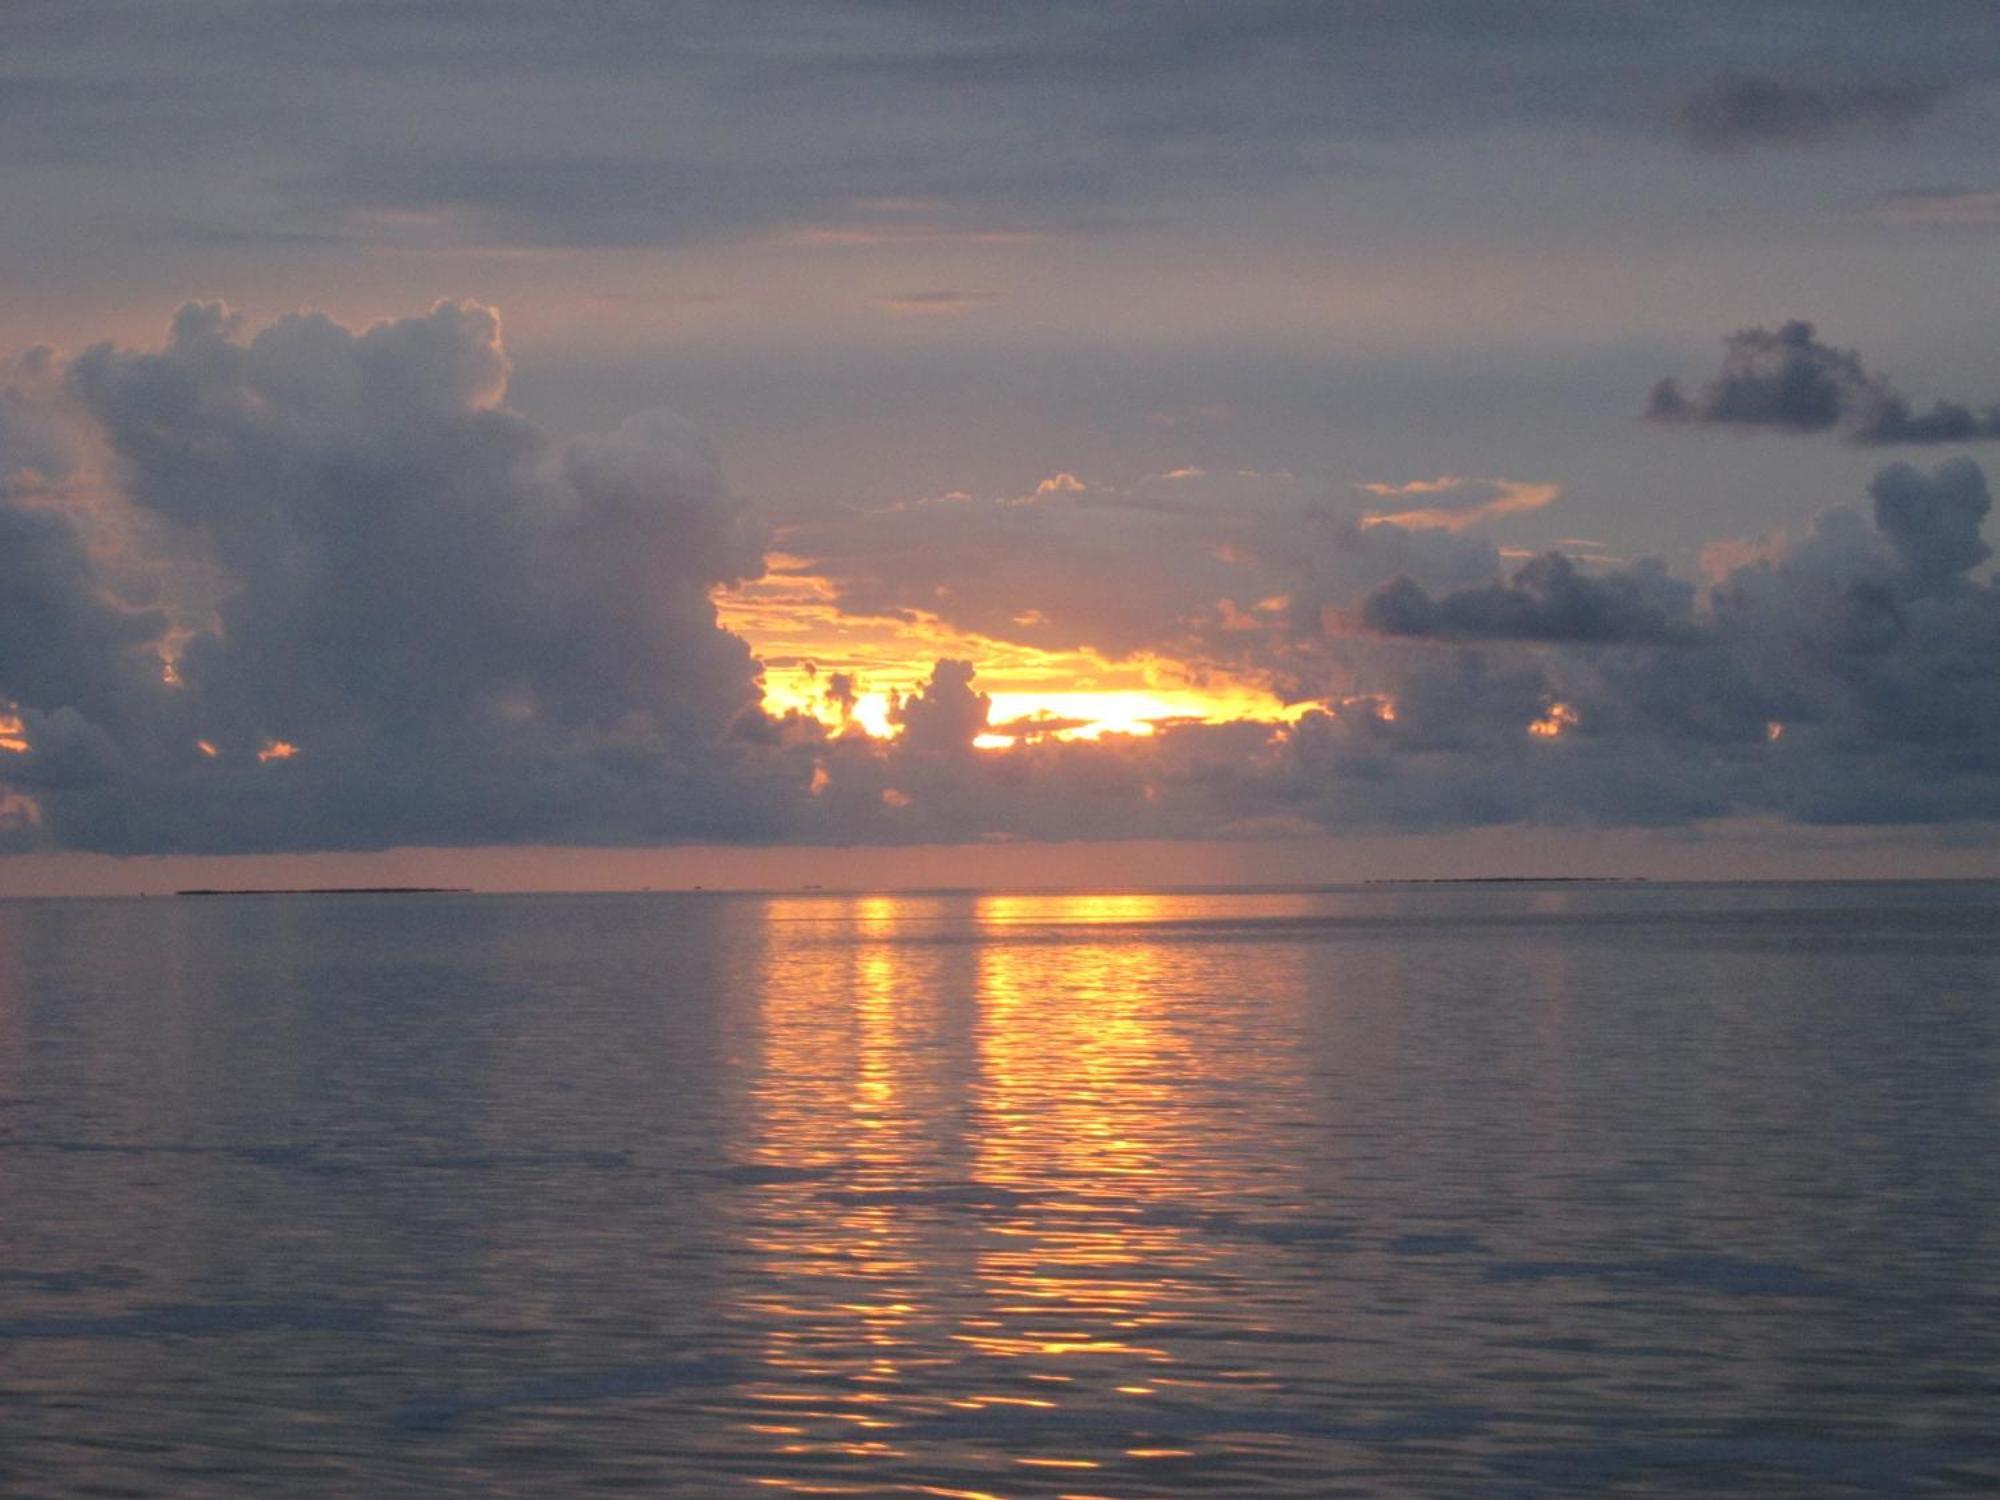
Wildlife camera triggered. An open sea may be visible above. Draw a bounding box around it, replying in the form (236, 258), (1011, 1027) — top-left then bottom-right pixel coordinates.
(0, 881), (1995, 1497)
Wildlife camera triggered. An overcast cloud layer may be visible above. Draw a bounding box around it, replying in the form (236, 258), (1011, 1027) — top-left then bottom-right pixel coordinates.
(10, 2), (1994, 245)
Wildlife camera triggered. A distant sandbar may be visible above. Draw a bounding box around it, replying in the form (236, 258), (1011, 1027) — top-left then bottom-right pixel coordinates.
(175, 886), (471, 897)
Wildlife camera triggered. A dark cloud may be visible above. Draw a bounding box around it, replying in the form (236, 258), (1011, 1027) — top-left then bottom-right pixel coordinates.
(1360, 553), (1697, 645)
(889, 659), (990, 757)
(823, 672), (859, 719)
(778, 456), (2000, 840)
(1246, 458), (1999, 832)
(5, 305), (2000, 852)
(1869, 457), (1992, 588)
(0, 504), (166, 736)
(1647, 321), (2000, 445)
(2, 301), (782, 853)
(1679, 74), (1949, 151)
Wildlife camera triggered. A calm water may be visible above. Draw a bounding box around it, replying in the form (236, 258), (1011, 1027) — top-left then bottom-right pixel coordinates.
(0, 883), (1996, 1497)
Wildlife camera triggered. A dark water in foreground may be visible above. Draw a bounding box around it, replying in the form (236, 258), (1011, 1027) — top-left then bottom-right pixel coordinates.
(0, 882), (1996, 1497)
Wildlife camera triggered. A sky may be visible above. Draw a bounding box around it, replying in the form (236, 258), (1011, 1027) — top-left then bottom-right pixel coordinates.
(3, 0), (2000, 891)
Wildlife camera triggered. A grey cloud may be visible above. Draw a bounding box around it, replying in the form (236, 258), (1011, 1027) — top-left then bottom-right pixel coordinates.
(13, 3), (2000, 252)
(7, 304), (2000, 853)
(0, 503), (165, 735)
(1360, 553), (1697, 646)
(1679, 74), (1949, 151)
(1271, 458), (2000, 831)
(823, 672), (859, 719)
(778, 459), (2000, 841)
(1870, 457), (1992, 587)
(0, 349), (85, 489)
(281, 156), (857, 252)
(780, 468), (1504, 682)
(1648, 322), (2000, 445)
(889, 659), (990, 757)
(4, 300), (780, 853)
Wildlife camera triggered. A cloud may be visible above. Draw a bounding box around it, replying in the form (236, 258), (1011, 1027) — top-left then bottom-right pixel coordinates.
(15, 2), (2000, 259)
(756, 454), (2000, 839)
(0, 504), (166, 737)
(2, 300), (781, 852)
(1357, 476), (1560, 532)
(6, 305), (2000, 852)
(1679, 74), (1949, 150)
(890, 659), (990, 757)
(768, 466), (1507, 684)
(1359, 552), (1698, 645)
(1175, 459), (1997, 832)
(1869, 456), (1992, 587)
(1647, 321), (2000, 444)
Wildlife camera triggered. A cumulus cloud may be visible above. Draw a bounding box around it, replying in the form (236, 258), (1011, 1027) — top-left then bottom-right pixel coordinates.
(760, 455), (2000, 841)
(0, 504), (166, 732)
(1869, 457), (1992, 587)
(1648, 321), (2000, 444)
(1327, 457), (2000, 827)
(1679, 74), (1949, 151)
(1360, 553), (1698, 645)
(1, 300), (779, 852)
(5, 304), (2000, 853)
(890, 659), (990, 756)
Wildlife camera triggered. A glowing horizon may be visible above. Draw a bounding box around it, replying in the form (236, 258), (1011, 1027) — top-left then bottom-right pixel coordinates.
(716, 556), (1323, 745)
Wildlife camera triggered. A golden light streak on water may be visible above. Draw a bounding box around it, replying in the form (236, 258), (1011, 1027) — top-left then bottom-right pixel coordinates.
(9, 888), (1985, 1492)
(720, 891), (1323, 1492)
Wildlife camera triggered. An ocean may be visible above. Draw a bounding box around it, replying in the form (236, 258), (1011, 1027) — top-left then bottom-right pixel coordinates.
(0, 882), (1995, 1496)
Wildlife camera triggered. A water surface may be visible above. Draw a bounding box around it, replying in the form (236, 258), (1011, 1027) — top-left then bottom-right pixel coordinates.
(1, 882), (1996, 1495)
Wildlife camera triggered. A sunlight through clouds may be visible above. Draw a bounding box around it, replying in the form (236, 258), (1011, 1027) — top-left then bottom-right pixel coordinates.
(716, 558), (1321, 745)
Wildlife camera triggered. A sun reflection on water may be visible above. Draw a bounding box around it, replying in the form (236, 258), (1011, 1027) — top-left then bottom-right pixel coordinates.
(3, 888), (1968, 1495)
(727, 891), (1317, 1494)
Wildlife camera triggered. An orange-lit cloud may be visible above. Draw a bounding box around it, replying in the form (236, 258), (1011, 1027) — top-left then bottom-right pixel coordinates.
(1528, 701), (1578, 738)
(716, 556), (1321, 745)
(1358, 475), (1560, 532)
